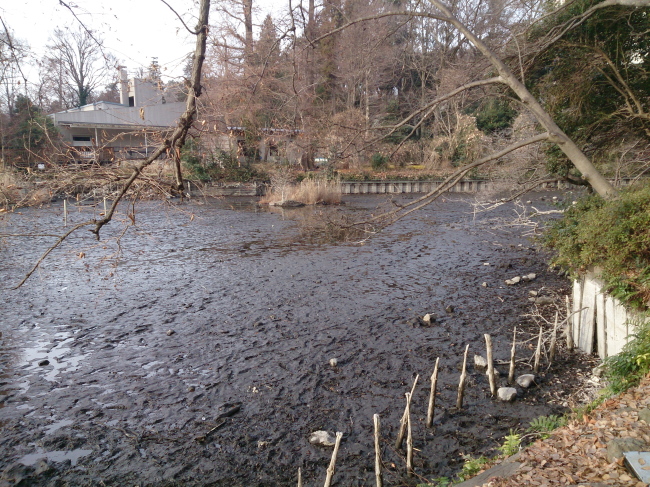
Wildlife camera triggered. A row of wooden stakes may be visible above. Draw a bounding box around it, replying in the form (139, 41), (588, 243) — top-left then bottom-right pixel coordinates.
(301, 309), (569, 486)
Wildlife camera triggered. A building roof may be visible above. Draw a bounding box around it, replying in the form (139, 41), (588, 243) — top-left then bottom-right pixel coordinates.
(50, 101), (186, 130)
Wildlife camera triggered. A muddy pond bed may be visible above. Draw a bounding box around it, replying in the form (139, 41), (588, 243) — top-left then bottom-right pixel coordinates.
(0, 193), (597, 486)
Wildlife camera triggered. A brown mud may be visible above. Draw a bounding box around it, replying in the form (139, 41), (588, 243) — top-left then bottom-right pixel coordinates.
(0, 193), (597, 486)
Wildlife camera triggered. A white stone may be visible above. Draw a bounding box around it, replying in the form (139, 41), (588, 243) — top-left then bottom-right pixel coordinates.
(497, 387), (517, 402)
(516, 374), (536, 388)
(423, 313), (432, 323)
(474, 355), (487, 370)
(329, 358), (338, 367)
(522, 273), (537, 282)
(505, 276), (521, 286)
(309, 431), (337, 447)
(481, 282), (488, 287)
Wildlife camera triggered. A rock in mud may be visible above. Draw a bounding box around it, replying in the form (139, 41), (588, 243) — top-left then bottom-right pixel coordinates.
(38, 359), (49, 366)
(533, 296), (554, 305)
(329, 358), (338, 367)
(505, 276), (521, 285)
(309, 431), (337, 447)
(516, 374), (537, 389)
(445, 305), (455, 313)
(166, 329), (175, 336)
(474, 355), (487, 371)
(522, 273), (537, 282)
(422, 313), (437, 324)
(497, 387), (517, 402)
(481, 282), (488, 287)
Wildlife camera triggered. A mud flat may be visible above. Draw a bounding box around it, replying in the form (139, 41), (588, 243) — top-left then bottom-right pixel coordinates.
(0, 193), (596, 486)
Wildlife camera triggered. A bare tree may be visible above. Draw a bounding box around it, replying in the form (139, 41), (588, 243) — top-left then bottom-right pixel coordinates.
(42, 27), (115, 108)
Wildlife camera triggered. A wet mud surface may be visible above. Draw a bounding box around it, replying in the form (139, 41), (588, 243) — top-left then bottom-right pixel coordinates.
(0, 193), (596, 486)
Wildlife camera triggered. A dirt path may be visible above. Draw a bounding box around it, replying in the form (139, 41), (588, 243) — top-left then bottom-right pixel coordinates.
(0, 193), (596, 486)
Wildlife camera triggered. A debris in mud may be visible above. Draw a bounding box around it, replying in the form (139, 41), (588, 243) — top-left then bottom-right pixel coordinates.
(309, 431), (337, 447)
(505, 276), (521, 285)
(166, 329), (175, 336)
(329, 358), (338, 367)
(37, 360), (49, 366)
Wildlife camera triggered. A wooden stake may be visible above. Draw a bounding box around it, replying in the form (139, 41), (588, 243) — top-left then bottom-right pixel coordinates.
(63, 199), (68, 227)
(373, 414), (383, 487)
(406, 393), (414, 477)
(565, 295), (574, 351)
(508, 327), (516, 384)
(533, 326), (543, 374)
(395, 374), (419, 449)
(456, 344), (469, 409)
(103, 197), (107, 216)
(323, 432), (343, 487)
(298, 467), (302, 487)
(484, 334), (496, 396)
(549, 312), (559, 364)
(426, 358), (440, 428)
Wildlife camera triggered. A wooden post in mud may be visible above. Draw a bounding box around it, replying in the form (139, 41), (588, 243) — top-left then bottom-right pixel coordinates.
(373, 414), (383, 487)
(456, 344), (469, 409)
(63, 199), (68, 226)
(406, 392), (414, 477)
(565, 295), (574, 351)
(484, 334), (496, 396)
(323, 432), (343, 487)
(395, 374), (419, 449)
(549, 312), (559, 364)
(103, 197), (107, 216)
(426, 358), (440, 428)
(533, 326), (543, 374)
(508, 327), (516, 384)
(297, 467), (303, 487)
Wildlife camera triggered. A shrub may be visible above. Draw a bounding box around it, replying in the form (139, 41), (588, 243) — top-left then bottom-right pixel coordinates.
(605, 317), (650, 394)
(370, 153), (388, 170)
(474, 98), (517, 134)
(543, 181), (650, 310)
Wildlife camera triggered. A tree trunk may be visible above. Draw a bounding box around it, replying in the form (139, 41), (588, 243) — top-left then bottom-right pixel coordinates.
(427, 0), (618, 199)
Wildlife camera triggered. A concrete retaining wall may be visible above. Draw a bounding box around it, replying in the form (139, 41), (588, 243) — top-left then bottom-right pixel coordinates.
(340, 180), (491, 194)
(572, 272), (645, 358)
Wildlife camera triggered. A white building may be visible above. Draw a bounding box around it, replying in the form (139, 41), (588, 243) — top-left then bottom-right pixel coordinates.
(50, 68), (186, 162)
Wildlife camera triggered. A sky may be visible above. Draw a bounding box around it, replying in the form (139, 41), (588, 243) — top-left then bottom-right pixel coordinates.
(2, 0), (280, 86)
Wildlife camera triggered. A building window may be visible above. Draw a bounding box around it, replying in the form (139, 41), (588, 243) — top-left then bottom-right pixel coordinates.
(128, 96), (135, 107)
(72, 136), (91, 142)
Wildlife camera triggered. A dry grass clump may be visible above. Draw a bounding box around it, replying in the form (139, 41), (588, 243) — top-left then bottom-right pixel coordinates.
(261, 178), (342, 206)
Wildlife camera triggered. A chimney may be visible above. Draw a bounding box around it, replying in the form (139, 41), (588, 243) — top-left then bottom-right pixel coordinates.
(118, 67), (129, 106)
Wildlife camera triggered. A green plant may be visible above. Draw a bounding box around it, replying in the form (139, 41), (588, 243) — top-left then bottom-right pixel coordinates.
(604, 316), (650, 393)
(458, 455), (489, 481)
(370, 152), (389, 170)
(543, 182), (650, 310)
(474, 98), (517, 134)
(528, 415), (567, 439)
(498, 429), (522, 457)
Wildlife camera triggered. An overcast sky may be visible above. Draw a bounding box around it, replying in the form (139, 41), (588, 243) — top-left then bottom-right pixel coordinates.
(2, 0), (280, 86)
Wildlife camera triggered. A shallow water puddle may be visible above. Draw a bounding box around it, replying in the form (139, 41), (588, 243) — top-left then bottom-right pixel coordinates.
(19, 449), (92, 467)
(15, 325), (91, 389)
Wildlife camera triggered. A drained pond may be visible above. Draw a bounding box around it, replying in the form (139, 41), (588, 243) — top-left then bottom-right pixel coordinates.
(0, 193), (596, 486)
